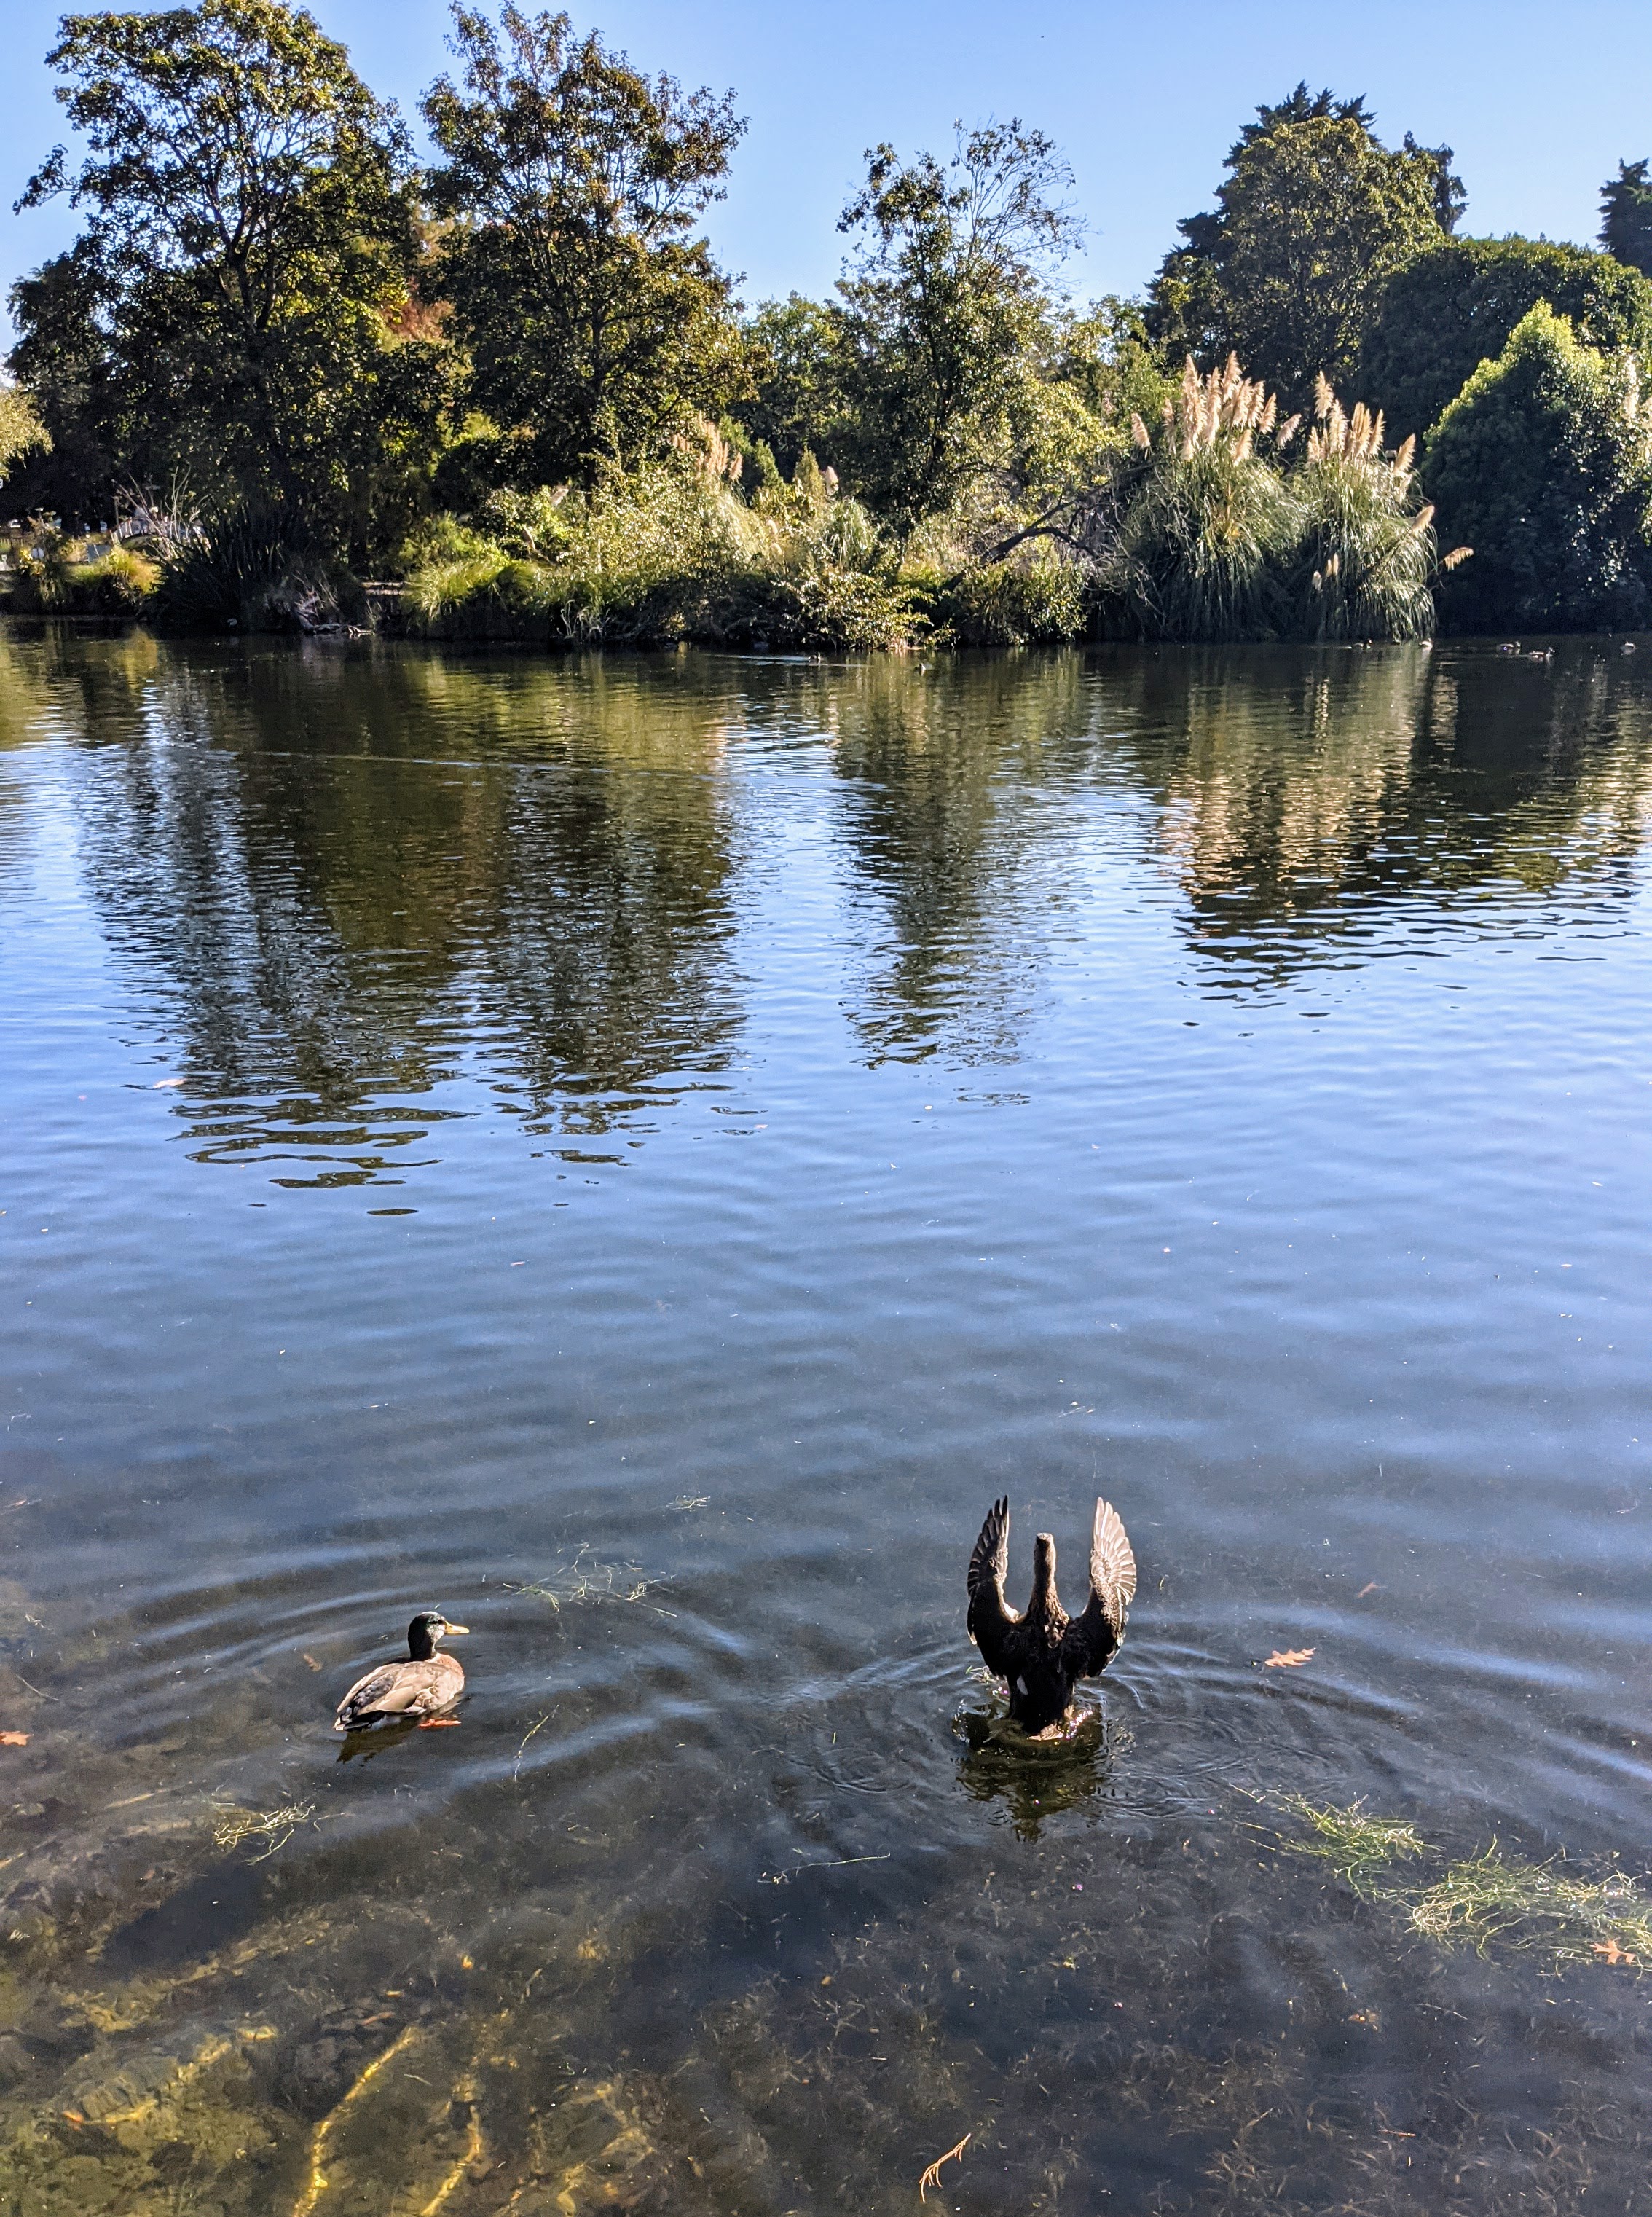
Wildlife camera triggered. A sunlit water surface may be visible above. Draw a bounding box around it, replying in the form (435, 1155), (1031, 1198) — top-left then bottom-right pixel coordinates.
(2, 629), (1651, 2215)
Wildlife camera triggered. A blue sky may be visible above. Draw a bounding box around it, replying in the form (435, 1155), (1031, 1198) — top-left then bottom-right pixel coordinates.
(4, 0), (1652, 349)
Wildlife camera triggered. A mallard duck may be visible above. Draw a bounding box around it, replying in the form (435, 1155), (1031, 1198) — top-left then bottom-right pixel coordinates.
(333, 1612), (469, 1733)
(967, 1497), (1136, 1735)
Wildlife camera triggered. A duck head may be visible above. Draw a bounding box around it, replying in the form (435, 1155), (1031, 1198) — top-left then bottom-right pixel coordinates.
(407, 1611), (470, 1661)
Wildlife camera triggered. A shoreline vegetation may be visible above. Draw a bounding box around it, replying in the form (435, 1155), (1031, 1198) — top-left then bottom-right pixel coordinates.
(4, 9), (1652, 648)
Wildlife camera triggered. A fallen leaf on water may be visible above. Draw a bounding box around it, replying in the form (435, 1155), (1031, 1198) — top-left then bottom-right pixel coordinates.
(1262, 1649), (1315, 1670)
(1, 1731), (30, 1746)
(301, 1653), (323, 1672)
(1594, 1938), (1637, 1965)
(152, 1078), (186, 1090)
(1356, 1582), (1380, 1598)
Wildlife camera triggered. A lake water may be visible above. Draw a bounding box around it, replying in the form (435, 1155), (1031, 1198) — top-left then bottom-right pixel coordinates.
(2, 627), (1651, 2216)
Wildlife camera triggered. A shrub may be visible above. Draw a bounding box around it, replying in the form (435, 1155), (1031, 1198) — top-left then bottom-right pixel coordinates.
(938, 554), (1090, 646)
(9, 530), (76, 612)
(1361, 235), (1652, 441)
(6, 530), (157, 617)
(397, 423), (919, 652)
(1424, 302), (1652, 633)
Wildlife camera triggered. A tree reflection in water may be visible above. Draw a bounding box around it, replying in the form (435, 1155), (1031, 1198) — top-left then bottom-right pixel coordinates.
(59, 644), (747, 1182)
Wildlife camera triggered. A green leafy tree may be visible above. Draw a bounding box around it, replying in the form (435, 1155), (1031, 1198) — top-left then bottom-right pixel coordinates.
(0, 382), (52, 498)
(1149, 85), (1460, 409)
(4, 246), (119, 525)
(832, 121), (1080, 541)
(1601, 159), (1652, 278)
(734, 295), (846, 479)
(422, 6), (747, 487)
(1361, 235), (1652, 440)
(12, 0), (444, 548)
(1424, 302), (1652, 633)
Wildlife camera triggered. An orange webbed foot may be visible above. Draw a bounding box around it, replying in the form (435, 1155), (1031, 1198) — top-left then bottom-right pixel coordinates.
(417, 1716), (463, 1729)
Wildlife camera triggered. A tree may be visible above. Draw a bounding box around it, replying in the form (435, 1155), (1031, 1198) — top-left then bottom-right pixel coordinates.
(1360, 235), (1652, 440)
(1148, 85), (1460, 409)
(422, 6), (747, 487)
(0, 384), (52, 502)
(4, 246), (119, 525)
(1423, 302), (1652, 633)
(734, 295), (846, 479)
(832, 122), (1080, 540)
(1601, 160), (1652, 278)
(11, 0), (442, 548)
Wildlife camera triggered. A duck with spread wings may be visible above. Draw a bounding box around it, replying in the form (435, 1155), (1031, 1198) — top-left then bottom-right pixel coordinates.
(966, 1496), (1136, 1734)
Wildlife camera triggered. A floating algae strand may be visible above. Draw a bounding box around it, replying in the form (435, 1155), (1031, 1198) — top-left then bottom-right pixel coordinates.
(1407, 1845), (1652, 1963)
(211, 1799), (316, 1861)
(505, 1543), (664, 1611)
(1272, 1794), (1428, 1892)
(1275, 1798), (1652, 1969)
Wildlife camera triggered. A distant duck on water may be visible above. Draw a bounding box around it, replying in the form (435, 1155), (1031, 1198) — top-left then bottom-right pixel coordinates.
(334, 1612), (469, 1733)
(967, 1497), (1136, 1735)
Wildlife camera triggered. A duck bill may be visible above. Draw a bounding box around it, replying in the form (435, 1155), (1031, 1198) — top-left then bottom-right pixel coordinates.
(441, 1624), (471, 1636)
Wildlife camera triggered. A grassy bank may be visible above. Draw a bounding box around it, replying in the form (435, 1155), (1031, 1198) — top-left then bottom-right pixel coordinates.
(0, 379), (1458, 651)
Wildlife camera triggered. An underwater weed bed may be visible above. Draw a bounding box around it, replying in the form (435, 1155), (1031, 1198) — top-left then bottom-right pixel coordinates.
(1274, 1797), (1652, 1969)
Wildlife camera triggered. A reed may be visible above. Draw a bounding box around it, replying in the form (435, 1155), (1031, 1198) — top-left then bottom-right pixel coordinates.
(1107, 361), (1302, 641)
(1289, 374), (1444, 640)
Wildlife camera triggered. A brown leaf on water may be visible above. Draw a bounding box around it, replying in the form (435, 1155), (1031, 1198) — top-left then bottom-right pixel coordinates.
(302, 1652), (323, 1671)
(1356, 1582), (1380, 1598)
(1262, 1648), (1315, 1670)
(1594, 1937), (1637, 1965)
(0, 1730), (29, 1746)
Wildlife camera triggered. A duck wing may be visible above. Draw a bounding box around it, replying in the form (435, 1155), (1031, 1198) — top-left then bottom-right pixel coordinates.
(334, 1657), (458, 1732)
(967, 1496), (1020, 1676)
(334, 1661), (401, 1732)
(1060, 1497), (1137, 1678)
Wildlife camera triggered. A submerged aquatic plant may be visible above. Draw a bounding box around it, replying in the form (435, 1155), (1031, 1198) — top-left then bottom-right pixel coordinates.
(506, 1543), (662, 1610)
(1275, 1793), (1428, 1892)
(1277, 1797), (1652, 1970)
(1408, 1845), (1652, 1963)
(211, 1798), (315, 1861)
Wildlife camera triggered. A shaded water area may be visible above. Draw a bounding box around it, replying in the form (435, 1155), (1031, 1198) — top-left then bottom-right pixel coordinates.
(2, 627), (1652, 2214)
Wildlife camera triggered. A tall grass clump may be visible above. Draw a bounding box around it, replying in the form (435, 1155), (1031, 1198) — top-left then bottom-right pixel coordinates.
(1101, 357), (1303, 641)
(1292, 374), (1460, 640)
(150, 507), (353, 633)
